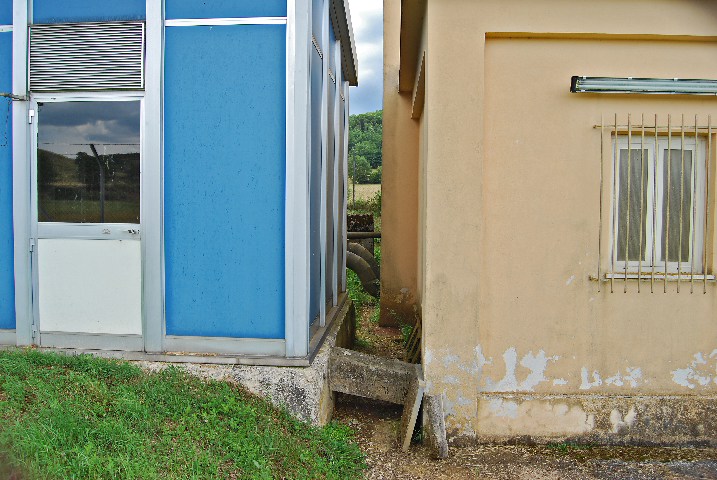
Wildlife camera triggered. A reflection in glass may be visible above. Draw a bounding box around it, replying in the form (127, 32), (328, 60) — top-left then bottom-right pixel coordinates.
(37, 101), (140, 224)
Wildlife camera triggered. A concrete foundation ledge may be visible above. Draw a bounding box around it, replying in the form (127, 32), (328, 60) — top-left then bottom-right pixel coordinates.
(136, 300), (356, 427)
(469, 394), (717, 447)
(229, 300), (356, 426)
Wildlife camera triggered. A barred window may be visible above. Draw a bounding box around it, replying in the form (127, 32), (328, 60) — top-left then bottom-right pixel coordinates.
(598, 114), (714, 293)
(613, 135), (706, 273)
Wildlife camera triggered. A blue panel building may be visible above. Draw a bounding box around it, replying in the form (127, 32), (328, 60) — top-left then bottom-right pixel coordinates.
(0, 0), (357, 364)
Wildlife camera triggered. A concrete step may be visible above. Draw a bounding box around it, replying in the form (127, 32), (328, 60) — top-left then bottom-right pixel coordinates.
(329, 347), (446, 454)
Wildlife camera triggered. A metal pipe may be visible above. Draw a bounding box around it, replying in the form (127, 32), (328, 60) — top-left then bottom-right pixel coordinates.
(625, 114), (632, 293)
(652, 114), (658, 293)
(89, 144), (105, 224)
(611, 114), (619, 294)
(706, 116), (712, 294)
(638, 115), (645, 293)
(691, 115), (698, 293)
(678, 115), (685, 293)
(598, 116), (605, 292)
(347, 231), (382, 239)
(665, 115), (672, 293)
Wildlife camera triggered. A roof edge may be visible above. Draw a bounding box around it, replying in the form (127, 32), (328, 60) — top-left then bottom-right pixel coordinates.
(330, 0), (358, 86)
(399, 0), (426, 92)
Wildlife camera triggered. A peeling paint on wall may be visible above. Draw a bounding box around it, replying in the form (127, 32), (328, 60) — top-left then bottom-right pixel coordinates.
(581, 367), (642, 390)
(610, 406), (637, 434)
(606, 368), (642, 388)
(672, 351), (717, 389)
(483, 347), (559, 392)
(478, 397), (596, 436)
(580, 368), (603, 390)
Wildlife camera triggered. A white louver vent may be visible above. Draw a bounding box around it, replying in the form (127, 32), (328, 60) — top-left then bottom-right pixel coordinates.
(30, 22), (145, 92)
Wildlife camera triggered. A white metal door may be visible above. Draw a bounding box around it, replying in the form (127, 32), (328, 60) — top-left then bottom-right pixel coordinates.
(31, 96), (143, 349)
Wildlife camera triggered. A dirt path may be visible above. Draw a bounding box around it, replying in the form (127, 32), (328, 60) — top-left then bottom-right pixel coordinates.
(334, 394), (717, 480)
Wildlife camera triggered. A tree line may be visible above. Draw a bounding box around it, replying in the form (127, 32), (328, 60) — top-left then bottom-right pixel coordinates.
(349, 109), (382, 184)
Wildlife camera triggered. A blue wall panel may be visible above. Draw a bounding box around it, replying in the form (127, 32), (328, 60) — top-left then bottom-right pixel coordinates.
(165, 25), (286, 339)
(0, 32), (14, 330)
(166, 0), (286, 20)
(312, 0), (323, 39)
(0, 0), (11, 25)
(325, 72), (335, 305)
(33, 0), (146, 23)
(309, 47), (322, 324)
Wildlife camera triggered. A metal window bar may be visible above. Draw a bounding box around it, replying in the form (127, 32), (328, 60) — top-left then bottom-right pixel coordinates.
(706, 116), (712, 294)
(599, 113), (713, 292)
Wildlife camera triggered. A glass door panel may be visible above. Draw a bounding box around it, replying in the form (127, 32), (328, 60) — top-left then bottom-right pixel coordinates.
(34, 100), (143, 344)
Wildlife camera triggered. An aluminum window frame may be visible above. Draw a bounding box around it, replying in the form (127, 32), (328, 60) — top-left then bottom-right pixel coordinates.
(611, 135), (707, 274)
(32, 93), (145, 239)
(29, 92), (146, 349)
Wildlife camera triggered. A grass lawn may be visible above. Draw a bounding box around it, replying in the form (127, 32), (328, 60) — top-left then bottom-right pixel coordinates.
(0, 350), (366, 480)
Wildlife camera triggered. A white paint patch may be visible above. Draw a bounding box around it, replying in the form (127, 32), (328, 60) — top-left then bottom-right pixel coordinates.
(443, 376), (460, 385)
(580, 368), (603, 390)
(605, 367), (643, 388)
(553, 378), (568, 386)
(443, 353), (460, 367)
(487, 398), (519, 419)
(672, 352), (717, 389)
(610, 406), (637, 433)
(566, 275), (576, 286)
(582, 367), (642, 390)
(479, 398), (596, 436)
(483, 348), (559, 392)
(424, 349), (433, 366)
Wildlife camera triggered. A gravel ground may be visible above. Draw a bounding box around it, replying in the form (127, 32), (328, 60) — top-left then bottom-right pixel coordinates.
(338, 309), (717, 479)
(333, 394), (717, 479)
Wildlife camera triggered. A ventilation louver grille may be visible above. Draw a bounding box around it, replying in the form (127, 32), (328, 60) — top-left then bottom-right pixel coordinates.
(30, 22), (145, 92)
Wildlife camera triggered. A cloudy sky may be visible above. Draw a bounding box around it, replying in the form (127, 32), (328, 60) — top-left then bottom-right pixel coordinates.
(347, 0), (383, 114)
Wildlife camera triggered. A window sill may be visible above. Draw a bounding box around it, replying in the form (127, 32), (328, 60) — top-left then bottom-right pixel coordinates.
(590, 273), (716, 282)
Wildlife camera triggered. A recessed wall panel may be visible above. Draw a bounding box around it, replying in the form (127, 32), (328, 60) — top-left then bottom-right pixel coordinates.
(32, 0), (146, 23)
(325, 65), (336, 305)
(164, 25), (286, 339)
(309, 47), (323, 324)
(0, 32), (12, 330)
(165, 0), (286, 20)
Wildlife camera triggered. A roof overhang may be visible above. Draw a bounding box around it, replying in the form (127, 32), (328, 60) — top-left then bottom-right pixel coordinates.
(399, 0), (426, 92)
(330, 0), (359, 86)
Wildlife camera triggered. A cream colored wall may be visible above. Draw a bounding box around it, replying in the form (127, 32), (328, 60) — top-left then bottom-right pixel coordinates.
(480, 37), (717, 397)
(391, 0), (717, 439)
(380, 0), (421, 326)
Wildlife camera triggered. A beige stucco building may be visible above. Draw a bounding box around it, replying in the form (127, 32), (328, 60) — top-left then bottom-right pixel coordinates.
(382, 0), (717, 444)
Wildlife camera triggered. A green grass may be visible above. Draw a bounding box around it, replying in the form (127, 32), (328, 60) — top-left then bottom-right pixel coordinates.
(0, 349), (366, 480)
(547, 441), (594, 453)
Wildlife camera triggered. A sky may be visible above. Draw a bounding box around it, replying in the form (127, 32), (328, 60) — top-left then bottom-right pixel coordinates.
(347, 0), (383, 115)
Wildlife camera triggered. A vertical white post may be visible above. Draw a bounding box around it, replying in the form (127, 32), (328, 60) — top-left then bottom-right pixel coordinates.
(319, 0), (329, 327)
(331, 38), (341, 306)
(342, 80), (350, 292)
(143, 0), (164, 352)
(285, 0), (311, 358)
(12, 0), (31, 346)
